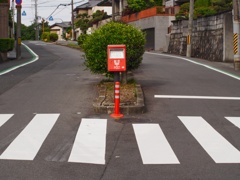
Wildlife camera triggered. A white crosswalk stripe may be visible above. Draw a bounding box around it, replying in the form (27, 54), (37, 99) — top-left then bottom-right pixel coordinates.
(178, 116), (240, 163)
(68, 118), (107, 164)
(0, 114), (240, 165)
(0, 114), (59, 160)
(0, 114), (14, 127)
(133, 124), (180, 164)
(225, 117), (240, 129)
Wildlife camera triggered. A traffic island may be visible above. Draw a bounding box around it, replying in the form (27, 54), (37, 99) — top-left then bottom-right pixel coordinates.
(93, 83), (145, 115)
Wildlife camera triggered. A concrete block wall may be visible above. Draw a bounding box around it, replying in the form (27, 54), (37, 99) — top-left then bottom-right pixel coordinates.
(168, 11), (233, 62)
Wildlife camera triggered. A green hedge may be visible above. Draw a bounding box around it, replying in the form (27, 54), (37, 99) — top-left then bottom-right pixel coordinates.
(41, 32), (58, 42)
(0, 0), (9, 3)
(0, 38), (14, 52)
(49, 33), (58, 42)
(41, 32), (50, 41)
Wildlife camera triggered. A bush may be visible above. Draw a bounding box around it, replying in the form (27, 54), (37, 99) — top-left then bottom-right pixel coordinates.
(77, 34), (89, 47)
(82, 21), (145, 77)
(195, 0), (211, 8)
(0, 0), (9, 3)
(0, 38), (14, 52)
(49, 33), (58, 42)
(195, 6), (217, 17)
(41, 32), (50, 42)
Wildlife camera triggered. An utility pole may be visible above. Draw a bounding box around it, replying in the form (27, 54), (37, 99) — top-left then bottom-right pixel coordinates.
(16, 3), (22, 59)
(111, 0), (120, 82)
(233, 0), (240, 70)
(71, 0), (75, 40)
(42, 18), (45, 33)
(35, 0), (39, 40)
(112, 0), (115, 21)
(186, 0), (194, 57)
(11, 0), (15, 39)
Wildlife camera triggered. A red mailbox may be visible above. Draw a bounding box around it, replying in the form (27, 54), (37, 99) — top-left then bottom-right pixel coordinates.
(107, 45), (126, 72)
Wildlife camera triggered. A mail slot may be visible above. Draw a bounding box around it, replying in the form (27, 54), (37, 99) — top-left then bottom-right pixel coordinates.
(107, 45), (126, 72)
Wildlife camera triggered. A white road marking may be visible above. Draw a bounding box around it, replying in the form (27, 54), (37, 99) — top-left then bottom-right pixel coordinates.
(145, 52), (240, 81)
(68, 118), (107, 165)
(154, 95), (240, 100)
(133, 124), (180, 164)
(178, 116), (240, 163)
(0, 114), (14, 127)
(0, 43), (39, 76)
(225, 117), (240, 129)
(0, 114), (59, 160)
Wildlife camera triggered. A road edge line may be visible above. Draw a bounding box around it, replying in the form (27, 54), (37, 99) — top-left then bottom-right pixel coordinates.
(0, 43), (39, 76)
(145, 52), (240, 81)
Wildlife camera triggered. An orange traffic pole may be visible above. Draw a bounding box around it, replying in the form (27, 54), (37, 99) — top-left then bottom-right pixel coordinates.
(111, 82), (123, 119)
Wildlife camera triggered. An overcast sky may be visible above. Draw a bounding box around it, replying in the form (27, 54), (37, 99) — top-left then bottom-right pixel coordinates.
(11, 0), (87, 26)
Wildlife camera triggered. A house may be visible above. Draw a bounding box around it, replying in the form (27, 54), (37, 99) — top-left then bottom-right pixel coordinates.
(73, 0), (112, 38)
(50, 22), (71, 40)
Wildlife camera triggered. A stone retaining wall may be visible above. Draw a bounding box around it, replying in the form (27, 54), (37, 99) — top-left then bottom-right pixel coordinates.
(168, 11), (233, 62)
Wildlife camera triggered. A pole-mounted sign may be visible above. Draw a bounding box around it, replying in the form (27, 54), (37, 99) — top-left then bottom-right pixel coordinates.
(15, 0), (22, 5)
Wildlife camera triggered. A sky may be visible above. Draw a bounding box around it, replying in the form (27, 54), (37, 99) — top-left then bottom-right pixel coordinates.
(11, 0), (87, 26)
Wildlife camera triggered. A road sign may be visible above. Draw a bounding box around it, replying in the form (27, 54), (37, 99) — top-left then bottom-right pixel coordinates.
(49, 16), (54, 21)
(15, 0), (22, 5)
(22, 11), (26, 16)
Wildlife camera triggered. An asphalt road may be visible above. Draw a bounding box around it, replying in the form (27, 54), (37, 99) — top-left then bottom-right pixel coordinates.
(0, 41), (240, 180)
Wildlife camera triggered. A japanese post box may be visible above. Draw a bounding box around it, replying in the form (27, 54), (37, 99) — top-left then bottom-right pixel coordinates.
(107, 45), (126, 72)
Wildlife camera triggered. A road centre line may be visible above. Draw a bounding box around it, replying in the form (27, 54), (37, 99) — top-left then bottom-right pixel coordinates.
(0, 43), (39, 76)
(145, 52), (240, 81)
(154, 95), (240, 100)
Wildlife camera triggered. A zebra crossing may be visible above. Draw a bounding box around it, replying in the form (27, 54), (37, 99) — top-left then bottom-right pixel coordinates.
(0, 114), (240, 165)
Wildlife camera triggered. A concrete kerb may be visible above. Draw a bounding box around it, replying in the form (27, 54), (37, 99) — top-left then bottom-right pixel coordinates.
(93, 84), (145, 115)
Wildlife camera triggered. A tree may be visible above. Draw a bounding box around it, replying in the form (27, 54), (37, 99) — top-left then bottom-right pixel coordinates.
(127, 0), (146, 12)
(90, 10), (109, 25)
(82, 22), (145, 81)
(21, 24), (35, 40)
(75, 13), (90, 34)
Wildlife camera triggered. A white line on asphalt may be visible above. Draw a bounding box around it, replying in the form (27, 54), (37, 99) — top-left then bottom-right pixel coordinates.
(68, 118), (107, 165)
(178, 116), (240, 163)
(0, 43), (39, 76)
(154, 95), (240, 100)
(133, 124), (180, 164)
(0, 114), (59, 160)
(225, 117), (240, 129)
(0, 114), (14, 127)
(145, 52), (240, 81)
